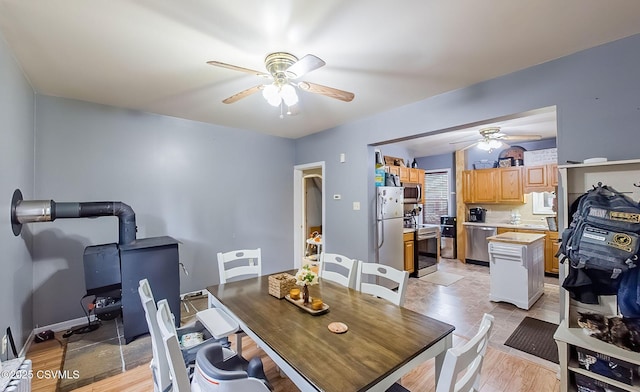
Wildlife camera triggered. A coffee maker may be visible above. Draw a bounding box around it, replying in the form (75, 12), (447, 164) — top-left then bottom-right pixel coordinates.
(469, 207), (486, 222)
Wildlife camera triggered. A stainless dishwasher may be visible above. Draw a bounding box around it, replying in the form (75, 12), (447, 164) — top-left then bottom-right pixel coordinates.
(465, 225), (497, 265)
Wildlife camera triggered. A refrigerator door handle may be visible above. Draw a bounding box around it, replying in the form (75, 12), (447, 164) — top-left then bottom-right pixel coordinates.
(377, 219), (384, 249)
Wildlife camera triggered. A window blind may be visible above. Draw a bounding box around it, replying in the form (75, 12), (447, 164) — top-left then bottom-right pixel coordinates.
(423, 171), (449, 224)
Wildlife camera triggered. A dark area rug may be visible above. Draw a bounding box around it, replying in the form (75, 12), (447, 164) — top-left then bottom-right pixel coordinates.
(504, 317), (559, 364)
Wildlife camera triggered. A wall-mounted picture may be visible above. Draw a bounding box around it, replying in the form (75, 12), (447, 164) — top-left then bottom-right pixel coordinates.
(498, 157), (513, 167)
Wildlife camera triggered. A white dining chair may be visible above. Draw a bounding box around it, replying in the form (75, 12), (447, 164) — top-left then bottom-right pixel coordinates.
(356, 261), (409, 306)
(319, 252), (357, 289)
(217, 248), (262, 284)
(138, 279), (235, 392)
(212, 248), (262, 357)
(387, 313), (495, 392)
(156, 299), (271, 392)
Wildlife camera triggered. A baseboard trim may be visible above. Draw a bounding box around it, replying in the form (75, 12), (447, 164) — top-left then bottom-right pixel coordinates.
(34, 315), (97, 334)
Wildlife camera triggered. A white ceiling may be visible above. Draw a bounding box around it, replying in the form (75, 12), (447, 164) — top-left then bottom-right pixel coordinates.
(1, 1), (640, 139)
(390, 106), (558, 157)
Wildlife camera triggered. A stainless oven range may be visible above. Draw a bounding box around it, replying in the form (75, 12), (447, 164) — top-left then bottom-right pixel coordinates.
(414, 224), (439, 277)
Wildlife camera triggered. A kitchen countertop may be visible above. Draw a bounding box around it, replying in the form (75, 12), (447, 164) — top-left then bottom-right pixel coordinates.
(403, 228), (416, 233)
(487, 232), (546, 244)
(462, 221), (552, 231)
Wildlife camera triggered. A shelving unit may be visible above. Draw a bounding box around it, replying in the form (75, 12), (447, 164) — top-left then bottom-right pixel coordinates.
(554, 159), (640, 392)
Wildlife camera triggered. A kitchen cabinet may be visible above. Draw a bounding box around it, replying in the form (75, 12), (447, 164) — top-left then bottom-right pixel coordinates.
(496, 227), (558, 274)
(523, 164), (558, 193)
(462, 167), (524, 204)
(403, 232), (414, 273)
(555, 159), (640, 392)
(497, 167), (524, 203)
(546, 231), (559, 274)
(399, 166), (410, 182)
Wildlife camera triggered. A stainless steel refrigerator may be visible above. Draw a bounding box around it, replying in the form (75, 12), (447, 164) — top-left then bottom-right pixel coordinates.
(376, 186), (404, 288)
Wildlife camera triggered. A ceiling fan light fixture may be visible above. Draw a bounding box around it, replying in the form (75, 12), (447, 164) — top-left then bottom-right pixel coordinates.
(489, 139), (502, 149)
(262, 83), (281, 106)
(477, 140), (491, 151)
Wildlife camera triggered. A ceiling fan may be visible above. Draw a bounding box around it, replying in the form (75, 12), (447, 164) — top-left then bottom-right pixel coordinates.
(207, 52), (355, 109)
(450, 126), (542, 151)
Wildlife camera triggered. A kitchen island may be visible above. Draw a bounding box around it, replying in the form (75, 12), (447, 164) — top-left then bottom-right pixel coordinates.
(487, 232), (545, 309)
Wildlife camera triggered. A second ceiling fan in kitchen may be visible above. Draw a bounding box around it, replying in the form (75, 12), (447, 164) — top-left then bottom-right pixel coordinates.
(207, 52), (354, 115)
(450, 127), (542, 151)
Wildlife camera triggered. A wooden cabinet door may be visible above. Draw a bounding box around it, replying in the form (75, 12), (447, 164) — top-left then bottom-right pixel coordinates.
(462, 170), (474, 203)
(524, 165), (548, 192)
(399, 166), (410, 182)
(496, 167), (524, 203)
(388, 166), (400, 176)
(546, 231), (559, 274)
(408, 168), (420, 183)
(548, 164), (558, 187)
(473, 169), (497, 203)
(404, 240), (414, 273)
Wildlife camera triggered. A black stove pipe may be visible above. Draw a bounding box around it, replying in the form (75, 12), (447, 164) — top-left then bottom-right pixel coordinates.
(11, 189), (136, 244)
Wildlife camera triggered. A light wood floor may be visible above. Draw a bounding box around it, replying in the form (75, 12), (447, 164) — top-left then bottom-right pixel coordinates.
(28, 331), (559, 392)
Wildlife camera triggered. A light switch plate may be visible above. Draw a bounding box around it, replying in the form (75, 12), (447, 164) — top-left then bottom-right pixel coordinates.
(353, 202), (360, 210)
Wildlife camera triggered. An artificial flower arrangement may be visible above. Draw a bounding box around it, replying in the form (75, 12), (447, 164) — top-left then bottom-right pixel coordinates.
(295, 264), (319, 286)
(295, 264), (318, 303)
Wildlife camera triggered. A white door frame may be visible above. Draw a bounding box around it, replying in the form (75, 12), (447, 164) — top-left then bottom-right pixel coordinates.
(293, 161), (325, 268)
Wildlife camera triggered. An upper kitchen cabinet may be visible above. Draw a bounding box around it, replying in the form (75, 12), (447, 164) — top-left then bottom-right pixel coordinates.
(463, 167), (524, 204)
(523, 164), (558, 193)
(473, 169), (498, 203)
(497, 167), (525, 203)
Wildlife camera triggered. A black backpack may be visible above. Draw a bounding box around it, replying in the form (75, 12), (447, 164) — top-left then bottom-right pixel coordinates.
(558, 183), (640, 279)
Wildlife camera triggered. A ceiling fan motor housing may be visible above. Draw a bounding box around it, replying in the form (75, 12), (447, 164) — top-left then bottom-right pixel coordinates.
(265, 52), (298, 84)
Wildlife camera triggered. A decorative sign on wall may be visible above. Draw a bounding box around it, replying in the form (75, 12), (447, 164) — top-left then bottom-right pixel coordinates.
(523, 148), (557, 166)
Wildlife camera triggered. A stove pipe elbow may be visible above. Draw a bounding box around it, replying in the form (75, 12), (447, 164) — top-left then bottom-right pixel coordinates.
(11, 189), (137, 244)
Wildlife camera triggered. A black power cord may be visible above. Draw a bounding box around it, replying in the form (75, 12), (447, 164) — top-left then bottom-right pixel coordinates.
(62, 294), (100, 338)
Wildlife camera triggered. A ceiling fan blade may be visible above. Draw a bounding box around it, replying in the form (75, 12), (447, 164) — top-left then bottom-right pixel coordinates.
(207, 60), (270, 78)
(298, 81), (354, 102)
(286, 54), (325, 78)
(449, 138), (480, 145)
(502, 134), (542, 141)
(222, 85), (263, 104)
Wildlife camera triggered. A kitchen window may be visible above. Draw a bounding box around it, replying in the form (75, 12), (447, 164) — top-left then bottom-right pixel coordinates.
(423, 169), (451, 224)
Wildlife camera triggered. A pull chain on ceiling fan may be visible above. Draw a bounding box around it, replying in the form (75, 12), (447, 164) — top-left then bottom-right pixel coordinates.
(207, 52), (354, 115)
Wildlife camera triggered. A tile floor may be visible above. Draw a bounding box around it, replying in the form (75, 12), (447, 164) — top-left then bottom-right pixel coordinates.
(60, 258), (561, 390)
(58, 296), (206, 391)
(404, 257), (560, 372)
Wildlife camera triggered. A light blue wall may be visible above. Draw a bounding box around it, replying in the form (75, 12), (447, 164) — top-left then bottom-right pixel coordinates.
(32, 96), (296, 326)
(0, 34), (35, 347)
(4, 28), (640, 335)
(295, 33), (640, 268)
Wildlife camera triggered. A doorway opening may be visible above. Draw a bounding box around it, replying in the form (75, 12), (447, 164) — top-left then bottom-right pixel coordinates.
(293, 162), (325, 268)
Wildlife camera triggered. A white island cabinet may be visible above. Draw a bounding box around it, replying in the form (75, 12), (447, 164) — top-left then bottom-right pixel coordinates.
(487, 232), (546, 309)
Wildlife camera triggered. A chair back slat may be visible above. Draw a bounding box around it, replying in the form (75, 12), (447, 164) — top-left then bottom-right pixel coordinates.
(217, 248), (262, 284)
(436, 313), (494, 392)
(156, 299), (192, 392)
(138, 279), (171, 392)
(319, 252), (357, 289)
(356, 261), (409, 306)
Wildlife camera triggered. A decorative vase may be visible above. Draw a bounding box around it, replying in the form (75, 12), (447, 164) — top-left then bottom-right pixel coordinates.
(302, 285), (310, 304)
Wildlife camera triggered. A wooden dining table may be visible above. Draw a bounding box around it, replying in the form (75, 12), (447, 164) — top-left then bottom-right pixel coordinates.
(206, 271), (455, 392)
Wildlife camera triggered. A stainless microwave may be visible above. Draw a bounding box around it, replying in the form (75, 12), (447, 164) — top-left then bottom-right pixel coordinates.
(403, 184), (421, 203)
